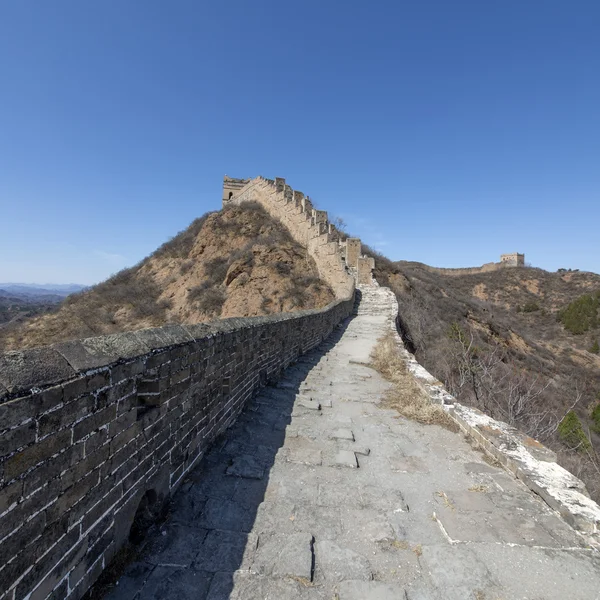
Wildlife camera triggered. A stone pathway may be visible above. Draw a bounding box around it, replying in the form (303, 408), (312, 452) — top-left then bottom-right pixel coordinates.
(102, 287), (600, 600)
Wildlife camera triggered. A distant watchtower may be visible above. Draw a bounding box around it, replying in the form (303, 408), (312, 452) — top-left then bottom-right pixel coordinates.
(222, 176), (249, 206)
(500, 253), (525, 267)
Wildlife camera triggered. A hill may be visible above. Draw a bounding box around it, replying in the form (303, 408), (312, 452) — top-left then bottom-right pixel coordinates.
(0, 283), (86, 298)
(0, 203), (334, 351)
(370, 256), (600, 500)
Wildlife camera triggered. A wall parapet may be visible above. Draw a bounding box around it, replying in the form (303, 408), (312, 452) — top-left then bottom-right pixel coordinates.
(0, 296), (354, 600)
(381, 287), (600, 546)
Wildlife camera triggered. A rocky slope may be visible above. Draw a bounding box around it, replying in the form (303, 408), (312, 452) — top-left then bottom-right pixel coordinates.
(369, 255), (600, 500)
(0, 203), (334, 351)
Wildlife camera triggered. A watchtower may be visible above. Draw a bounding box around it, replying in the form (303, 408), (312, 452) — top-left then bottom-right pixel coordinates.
(500, 253), (525, 266)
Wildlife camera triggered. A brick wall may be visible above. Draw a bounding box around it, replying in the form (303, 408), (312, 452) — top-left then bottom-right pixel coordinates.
(0, 297), (353, 600)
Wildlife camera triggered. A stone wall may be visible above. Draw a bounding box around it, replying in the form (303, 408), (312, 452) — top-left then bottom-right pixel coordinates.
(0, 298), (354, 600)
(419, 261), (513, 277)
(222, 176), (372, 300)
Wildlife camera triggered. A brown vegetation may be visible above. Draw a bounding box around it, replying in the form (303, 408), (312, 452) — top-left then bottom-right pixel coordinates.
(1, 203), (334, 350)
(370, 332), (456, 430)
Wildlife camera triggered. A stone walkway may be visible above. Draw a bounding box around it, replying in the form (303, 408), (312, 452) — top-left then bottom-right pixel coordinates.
(103, 287), (600, 600)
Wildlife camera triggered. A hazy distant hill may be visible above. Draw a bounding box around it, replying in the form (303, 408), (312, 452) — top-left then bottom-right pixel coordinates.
(0, 283), (86, 300)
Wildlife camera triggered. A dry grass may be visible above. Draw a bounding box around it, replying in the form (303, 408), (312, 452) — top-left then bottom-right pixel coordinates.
(370, 333), (456, 430)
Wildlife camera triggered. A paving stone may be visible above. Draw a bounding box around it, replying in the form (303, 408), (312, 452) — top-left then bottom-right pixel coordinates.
(226, 454), (265, 479)
(389, 456), (428, 473)
(341, 510), (395, 543)
(420, 545), (499, 598)
(207, 571), (326, 600)
(351, 444), (370, 456)
(297, 397), (321, 410)
(194, 530), (257, 572)
(314, 539), (372, 582)
(196, 498), (254, 532)
(144, 525), (208, 567)
(444, 489), (496, 512)
(103, 562), (155, 600)
(252, 532), (313, 580)
(330, 428), (355, 441)
(338, 580), (407, 600)
(137, 566), (213, 599)
(334, 450), (358, 468)
(287, 446), (323, 466)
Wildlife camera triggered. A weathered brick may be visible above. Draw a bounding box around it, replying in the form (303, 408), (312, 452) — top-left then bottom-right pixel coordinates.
(61, 377), (88, 402)
(107, 408), (137, 438)
(72, 405), (117, 442)
(60, 445), (109, 492)
(3, 429), (71, 481)
(0, 510), (46, 566)
(0, 386), (62, 432)
(46, 469), (100, 524)
(37, 394), (95, 438)
(22, 443), (83, 497)
(81, 484), (122, 535)
(0, 478), (59, 542)
(83, 427), (109, 456)
(96, 379), (135, 410)
(109, 422), (141, 456)
(170, 366), (191, 385)
(137, 378), (168, 395)
(16, 527), (84, 600)
(86, 370), (110, 394)
(110, 359), (145, 383)
(0, 479), (23, 514)
(0, 420), (36, 458)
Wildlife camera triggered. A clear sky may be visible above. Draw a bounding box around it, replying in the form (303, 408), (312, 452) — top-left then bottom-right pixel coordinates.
(1, 1), (598, 285)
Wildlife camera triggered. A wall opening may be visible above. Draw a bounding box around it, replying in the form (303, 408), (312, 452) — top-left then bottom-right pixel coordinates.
(229, 191), (233, 200)
(129, 489), (159, 544)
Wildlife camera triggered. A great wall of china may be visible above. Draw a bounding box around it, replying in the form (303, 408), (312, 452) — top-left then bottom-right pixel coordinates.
(0, 176), (599, 599)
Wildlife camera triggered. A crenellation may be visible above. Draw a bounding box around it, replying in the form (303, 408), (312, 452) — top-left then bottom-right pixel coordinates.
(275, 177), (285, 193)
(345, 238), (361, 269)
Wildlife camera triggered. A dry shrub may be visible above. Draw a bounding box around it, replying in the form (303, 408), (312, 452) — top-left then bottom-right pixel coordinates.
(370, 333), (456, 429)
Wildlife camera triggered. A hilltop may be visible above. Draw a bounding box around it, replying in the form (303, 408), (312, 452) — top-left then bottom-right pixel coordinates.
(0, 202), (334, 351)
(370, 256), (600, 499)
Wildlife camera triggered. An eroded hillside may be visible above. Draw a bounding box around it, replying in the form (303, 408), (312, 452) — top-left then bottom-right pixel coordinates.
(0, 203), (334, 351)
(370, 256), (600, 500)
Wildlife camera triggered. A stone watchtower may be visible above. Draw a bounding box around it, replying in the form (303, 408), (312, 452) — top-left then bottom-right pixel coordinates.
(222, 176), (250, 206)
(500, 253), (525, 267)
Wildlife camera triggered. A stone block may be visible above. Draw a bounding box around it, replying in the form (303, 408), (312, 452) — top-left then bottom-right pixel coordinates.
(0, 348), (75, 395)
(253, 532), (313, 581)
(330, 428), (354, 441)
(3, 428), (72, 480)
(339, 581), (407, 600)
(314, 540), (372, 582)
(226, 455), (265, 479)
(334, 450), (358, 468)
(0, 419), (36, 457)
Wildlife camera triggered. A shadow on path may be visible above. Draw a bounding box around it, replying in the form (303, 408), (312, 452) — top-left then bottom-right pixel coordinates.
(92, 311), (357, 600)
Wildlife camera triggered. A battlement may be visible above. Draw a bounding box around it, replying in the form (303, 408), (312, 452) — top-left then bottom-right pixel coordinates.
(222, 176), (374, 297)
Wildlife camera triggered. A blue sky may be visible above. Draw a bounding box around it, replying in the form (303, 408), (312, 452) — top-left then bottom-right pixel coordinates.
(1, 1), (598, 284)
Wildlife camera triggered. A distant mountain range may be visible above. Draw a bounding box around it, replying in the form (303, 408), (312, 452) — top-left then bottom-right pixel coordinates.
(0, 283), (87, 301)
